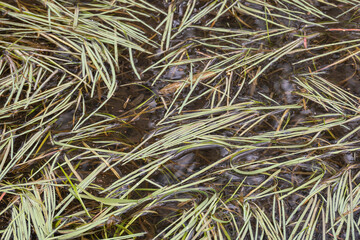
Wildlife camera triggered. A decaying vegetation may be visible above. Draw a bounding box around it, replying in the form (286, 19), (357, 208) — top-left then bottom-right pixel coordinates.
(1, 0), (360, 239)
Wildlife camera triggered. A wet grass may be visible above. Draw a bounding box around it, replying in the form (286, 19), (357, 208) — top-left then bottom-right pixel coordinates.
(1, 0), (360, 239)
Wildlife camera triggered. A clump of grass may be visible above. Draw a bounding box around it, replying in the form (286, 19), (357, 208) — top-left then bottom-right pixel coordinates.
(1, 0), (360, 239)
